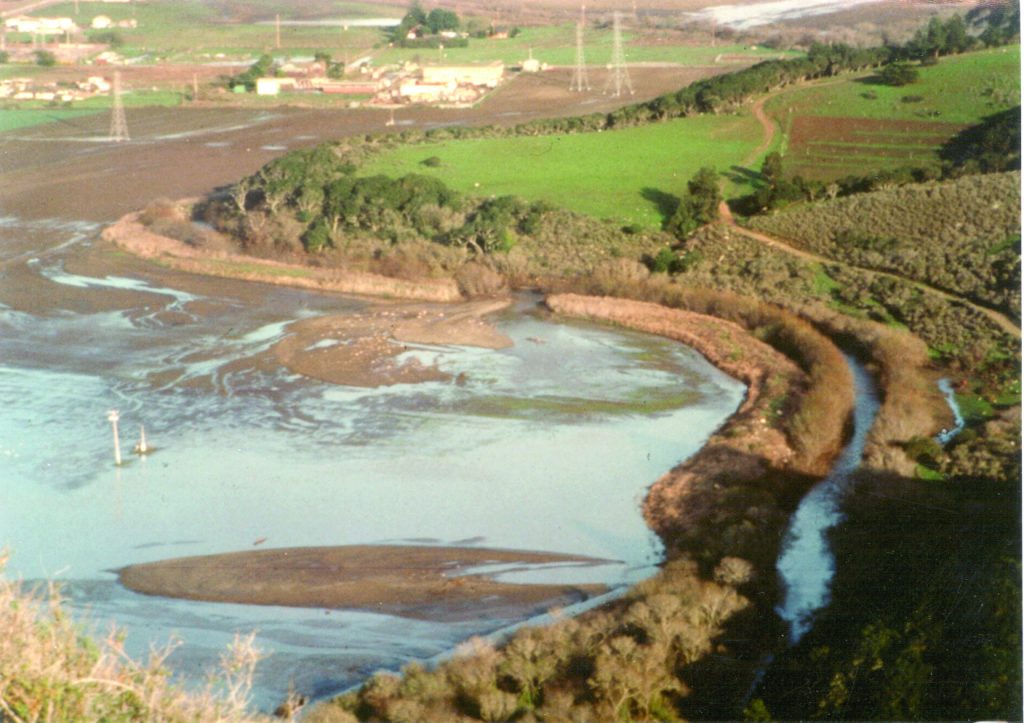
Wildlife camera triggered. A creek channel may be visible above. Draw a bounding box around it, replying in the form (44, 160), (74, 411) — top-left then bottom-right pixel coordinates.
(775, 358), (964, 644)
(0, 219), (746, 710)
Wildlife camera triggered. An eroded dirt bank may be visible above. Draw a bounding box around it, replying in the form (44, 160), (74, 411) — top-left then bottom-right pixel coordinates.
(118, 546), (609, 623)
(102, 212), (464, 302)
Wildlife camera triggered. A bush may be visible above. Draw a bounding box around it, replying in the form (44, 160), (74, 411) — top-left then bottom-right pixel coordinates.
(34, 50), (56, 67)
(421, 156), (442, 167)
(879, 62), (919, 86)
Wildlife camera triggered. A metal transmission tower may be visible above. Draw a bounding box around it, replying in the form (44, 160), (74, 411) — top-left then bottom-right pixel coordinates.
(569, 5), (590, 92)
(109, 71), (129, 142)
(603, 11), (633, 97)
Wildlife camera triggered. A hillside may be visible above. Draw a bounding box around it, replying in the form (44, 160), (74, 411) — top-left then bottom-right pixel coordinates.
(747, 171), (1022, 318)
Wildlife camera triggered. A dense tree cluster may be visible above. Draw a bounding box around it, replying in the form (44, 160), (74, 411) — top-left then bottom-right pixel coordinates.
(392, 2), (464, 47)
(314, 558), (752, 722)
(664, 167), (721, 240)
(941, 106), (1022, 175)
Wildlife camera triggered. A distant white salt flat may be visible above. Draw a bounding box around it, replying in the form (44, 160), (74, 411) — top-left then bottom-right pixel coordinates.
(689, 0), (884, 29)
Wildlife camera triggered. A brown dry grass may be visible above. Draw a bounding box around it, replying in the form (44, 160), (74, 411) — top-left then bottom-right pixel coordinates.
(0, 554), (274, 723)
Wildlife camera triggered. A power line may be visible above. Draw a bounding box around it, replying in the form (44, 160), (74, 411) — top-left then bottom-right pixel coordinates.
(604, 11), (633, 97)
(570, 3), (590, 92)
(109, 71), (129, 143)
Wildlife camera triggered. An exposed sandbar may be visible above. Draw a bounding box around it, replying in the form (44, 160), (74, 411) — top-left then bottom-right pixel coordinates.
(118, 545), (610, 623)
(271, 299), (512, 387)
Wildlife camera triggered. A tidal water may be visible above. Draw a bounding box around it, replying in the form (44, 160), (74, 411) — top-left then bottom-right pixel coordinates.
(0, 219), (745, 709)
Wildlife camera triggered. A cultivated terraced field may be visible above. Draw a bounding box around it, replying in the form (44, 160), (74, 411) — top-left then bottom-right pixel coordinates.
(768, 45), (1020, 179)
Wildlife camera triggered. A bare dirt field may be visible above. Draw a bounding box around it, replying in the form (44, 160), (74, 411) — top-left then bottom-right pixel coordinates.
(118, 545), (610, 623)
(786, 115), (967, 179)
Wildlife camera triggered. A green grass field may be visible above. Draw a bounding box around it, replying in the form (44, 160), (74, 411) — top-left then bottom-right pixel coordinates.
(362, 113), (766, 228)
(767, 45), (1020, 125)
(0, 108), (101, 133)
(31, 1), (387, 60)
(372, 23), (795, 68)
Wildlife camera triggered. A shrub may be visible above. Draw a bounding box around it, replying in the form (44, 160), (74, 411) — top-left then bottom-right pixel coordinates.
(879, 61), (919, 86)
(34, 50), (57, 67)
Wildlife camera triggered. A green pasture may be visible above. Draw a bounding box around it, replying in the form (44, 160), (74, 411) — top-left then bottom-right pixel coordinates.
(767, 45), (1020, 125)
(31, 1), (387, 59)
(362, 112), (766, 228)
(768, 46), (1020, 179)
(0, 108), (101, 133)
(372, 23), (795, 68)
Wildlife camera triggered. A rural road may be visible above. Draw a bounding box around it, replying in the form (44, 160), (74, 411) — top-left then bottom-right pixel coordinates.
(717, 90), (1021, 340)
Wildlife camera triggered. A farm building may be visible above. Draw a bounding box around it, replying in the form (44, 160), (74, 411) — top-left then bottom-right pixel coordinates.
(421, 62), (504, 88)
(317, 80), (377, 95)
(256, 77), (299, 95)
(5, 16), (78, 35)
(398, 80), (452, 103)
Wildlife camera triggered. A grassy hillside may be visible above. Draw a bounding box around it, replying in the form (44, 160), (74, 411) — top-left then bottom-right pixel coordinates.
(361, 113), (768, 228)
(748, 171), (1022, 317)
(767, 45), (1021, 178)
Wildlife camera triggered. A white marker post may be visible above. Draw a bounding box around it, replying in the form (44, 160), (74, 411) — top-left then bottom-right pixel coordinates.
(106, 409), (122, 466)
(136, 424), (148, 455)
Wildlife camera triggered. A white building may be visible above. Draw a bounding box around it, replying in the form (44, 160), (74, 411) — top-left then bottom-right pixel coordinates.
(421, 62), (504, 88)
(5, 16), (78, 35)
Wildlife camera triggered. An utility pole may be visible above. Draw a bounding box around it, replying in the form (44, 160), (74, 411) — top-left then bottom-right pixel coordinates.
(192, 72), (199, 101)
(570, 3), (590, 91)
(603, 11), (633, 97)
(109, 70), (129, 142)
(107, 409), (122, 466)
(275, 13), (281, 49)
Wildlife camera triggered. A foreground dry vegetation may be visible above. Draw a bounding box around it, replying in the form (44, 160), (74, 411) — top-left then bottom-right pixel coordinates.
(0, 555), (273, 723)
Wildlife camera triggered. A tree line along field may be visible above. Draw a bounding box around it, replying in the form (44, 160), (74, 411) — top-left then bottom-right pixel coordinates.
(360, 113), (768, 228)
(767, 44), (1020, 179)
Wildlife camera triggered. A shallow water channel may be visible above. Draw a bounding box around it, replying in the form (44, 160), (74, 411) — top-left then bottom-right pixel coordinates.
(775, 355), (880, 643)
(0, 220), (745, 708)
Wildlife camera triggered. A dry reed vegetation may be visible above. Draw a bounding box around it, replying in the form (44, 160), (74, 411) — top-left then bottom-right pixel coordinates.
(0, 556), (273, 723)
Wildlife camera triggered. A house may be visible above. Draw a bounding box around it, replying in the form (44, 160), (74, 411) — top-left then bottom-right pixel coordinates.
(256, 77), (298, 95)
(421, 62), (504, 88)
(398, 80), (452, 102)
(5, 16), (78, 35)
(91, 15), (113, 29)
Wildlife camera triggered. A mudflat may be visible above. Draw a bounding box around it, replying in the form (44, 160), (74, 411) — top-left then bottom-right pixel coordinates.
(118, 545), (611, 623)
